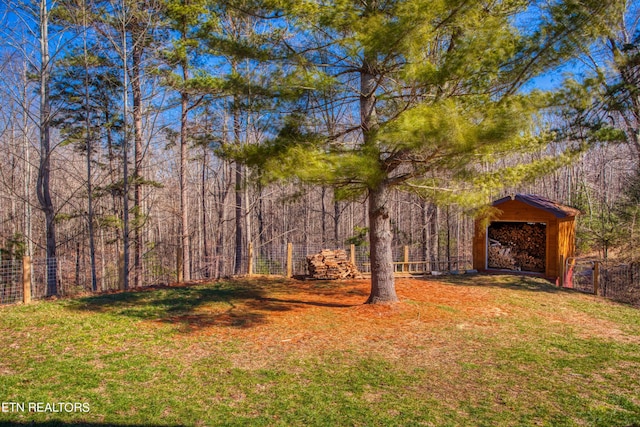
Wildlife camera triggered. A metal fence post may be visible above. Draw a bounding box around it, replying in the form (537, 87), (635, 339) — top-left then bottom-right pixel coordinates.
(22, 256), (31, 304)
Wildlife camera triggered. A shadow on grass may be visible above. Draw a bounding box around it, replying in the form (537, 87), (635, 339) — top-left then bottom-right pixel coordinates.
(66, 278), (361, 332)
(248, 297), (355, 309)
(67, 281), (272, 331)
(432, 273), (571, 294)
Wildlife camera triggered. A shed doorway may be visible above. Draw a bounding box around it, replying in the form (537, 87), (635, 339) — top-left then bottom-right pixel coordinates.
(487, 222), (546, 273)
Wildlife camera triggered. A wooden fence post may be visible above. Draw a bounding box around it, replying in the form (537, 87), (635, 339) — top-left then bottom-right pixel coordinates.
(350, 244), (356, 266)
(22, 256), (31, 304)
(286, 242), (293, 278)
(403, 246), (409, 273)
(248, 243), (254, 276)
(593, 261), (600, 296)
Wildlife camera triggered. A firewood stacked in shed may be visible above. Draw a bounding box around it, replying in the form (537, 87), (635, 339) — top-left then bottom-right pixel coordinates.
(488, 243), (518, 270)
(487, 223), (545, 273)
(514, 252), (544, 272)
(306, 249), (363, 280)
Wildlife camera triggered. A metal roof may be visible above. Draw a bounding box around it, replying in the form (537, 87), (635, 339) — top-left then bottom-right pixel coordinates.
(493, 194), (580, 219)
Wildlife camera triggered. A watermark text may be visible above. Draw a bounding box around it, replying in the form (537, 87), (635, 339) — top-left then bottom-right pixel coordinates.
(1, 401), (90, 413)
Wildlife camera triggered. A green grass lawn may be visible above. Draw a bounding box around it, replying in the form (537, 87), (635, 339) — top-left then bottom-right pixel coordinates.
(1, 275), (639, 426)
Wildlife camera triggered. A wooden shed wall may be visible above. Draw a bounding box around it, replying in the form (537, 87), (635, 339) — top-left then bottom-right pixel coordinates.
(557, 218), (577, 270)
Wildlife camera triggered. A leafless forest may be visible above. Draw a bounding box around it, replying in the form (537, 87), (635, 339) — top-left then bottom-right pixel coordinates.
(0, 0), (638, 296)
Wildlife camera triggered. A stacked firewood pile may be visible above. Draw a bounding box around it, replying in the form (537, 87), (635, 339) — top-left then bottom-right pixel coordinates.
(488, 244), (518, 270)
(306, 249), (363, 280)
(488, 223), (545, 273)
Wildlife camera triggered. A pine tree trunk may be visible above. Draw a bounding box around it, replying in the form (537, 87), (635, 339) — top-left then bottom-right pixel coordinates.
(367, 182), (398, 304)
(333, 200), (340, 247)
(321, 186), (327, 246)
(234, 162), (243, 275)
(132, 43), (143, 287)
(37, 0), (57, 296)
(233, 98), (243, 275)
(22, 63), (33, 259)
(431, 205), (440, 264)
(361, 43), (397, 304)
(201, 148), (210, 278)
(82, 9), (98, 292)
(421, 199), (428, 263)
(180, 91), (191, 282)
(85, 88), (97, 292)
(120, 17), (130, 291)
(244, 174), (251, 263)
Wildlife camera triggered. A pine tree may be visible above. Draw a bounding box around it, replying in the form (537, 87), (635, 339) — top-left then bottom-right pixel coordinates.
(89, 0), (164, 289)
(196, 0), (295, 275)
(552, 1), (637, 259)
(161, 0), (209, 282)
(237, 0), (617, 303)
(556, 1), (638, 164)
(51, 0), (114, 292)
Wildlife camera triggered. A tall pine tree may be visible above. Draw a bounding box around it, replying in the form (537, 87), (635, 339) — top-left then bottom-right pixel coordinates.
(161, 0), (209, 282)
(237, 0), (617, 303)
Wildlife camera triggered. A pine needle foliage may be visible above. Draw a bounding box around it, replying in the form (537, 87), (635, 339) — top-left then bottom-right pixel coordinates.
(239, 0), (614, 199)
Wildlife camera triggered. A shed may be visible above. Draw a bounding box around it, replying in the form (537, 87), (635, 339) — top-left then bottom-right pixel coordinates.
(472, 194), (579, 283)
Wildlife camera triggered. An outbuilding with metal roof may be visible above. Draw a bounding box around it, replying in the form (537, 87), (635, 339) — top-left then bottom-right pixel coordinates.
(472, 194), (580, 284)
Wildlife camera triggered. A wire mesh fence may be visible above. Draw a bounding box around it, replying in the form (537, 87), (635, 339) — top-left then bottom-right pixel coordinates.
(1, 243), (474, 305)
(352, 245), (471, 275)
(4, 247), (639, 309)
(2, 254), (180, 305)
(253, 244), (288, 276)
(0, 259), (23, 305)
(191, 255), (226, 280)
(564, 258), (640, 306)
(31, 258), (56, 299)
(246, 243), (472, 277)
(564, 258), (598, 294)
(600, 262), (640, 306)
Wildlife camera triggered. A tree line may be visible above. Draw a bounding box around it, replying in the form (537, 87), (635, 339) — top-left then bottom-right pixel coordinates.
(0, 0), (637, 303)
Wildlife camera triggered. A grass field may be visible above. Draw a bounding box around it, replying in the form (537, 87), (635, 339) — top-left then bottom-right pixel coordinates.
(1, 274), (640, 426)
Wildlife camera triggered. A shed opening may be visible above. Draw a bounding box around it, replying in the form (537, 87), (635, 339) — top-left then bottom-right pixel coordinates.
(487, 222), (546, 273)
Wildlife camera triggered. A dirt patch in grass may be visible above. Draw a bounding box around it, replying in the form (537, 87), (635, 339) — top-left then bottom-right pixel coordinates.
(152, 277), (500, 370)
(135, 275), (640, 378)
(72, 274), (639, 356)
(173, 277), (492, 333)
